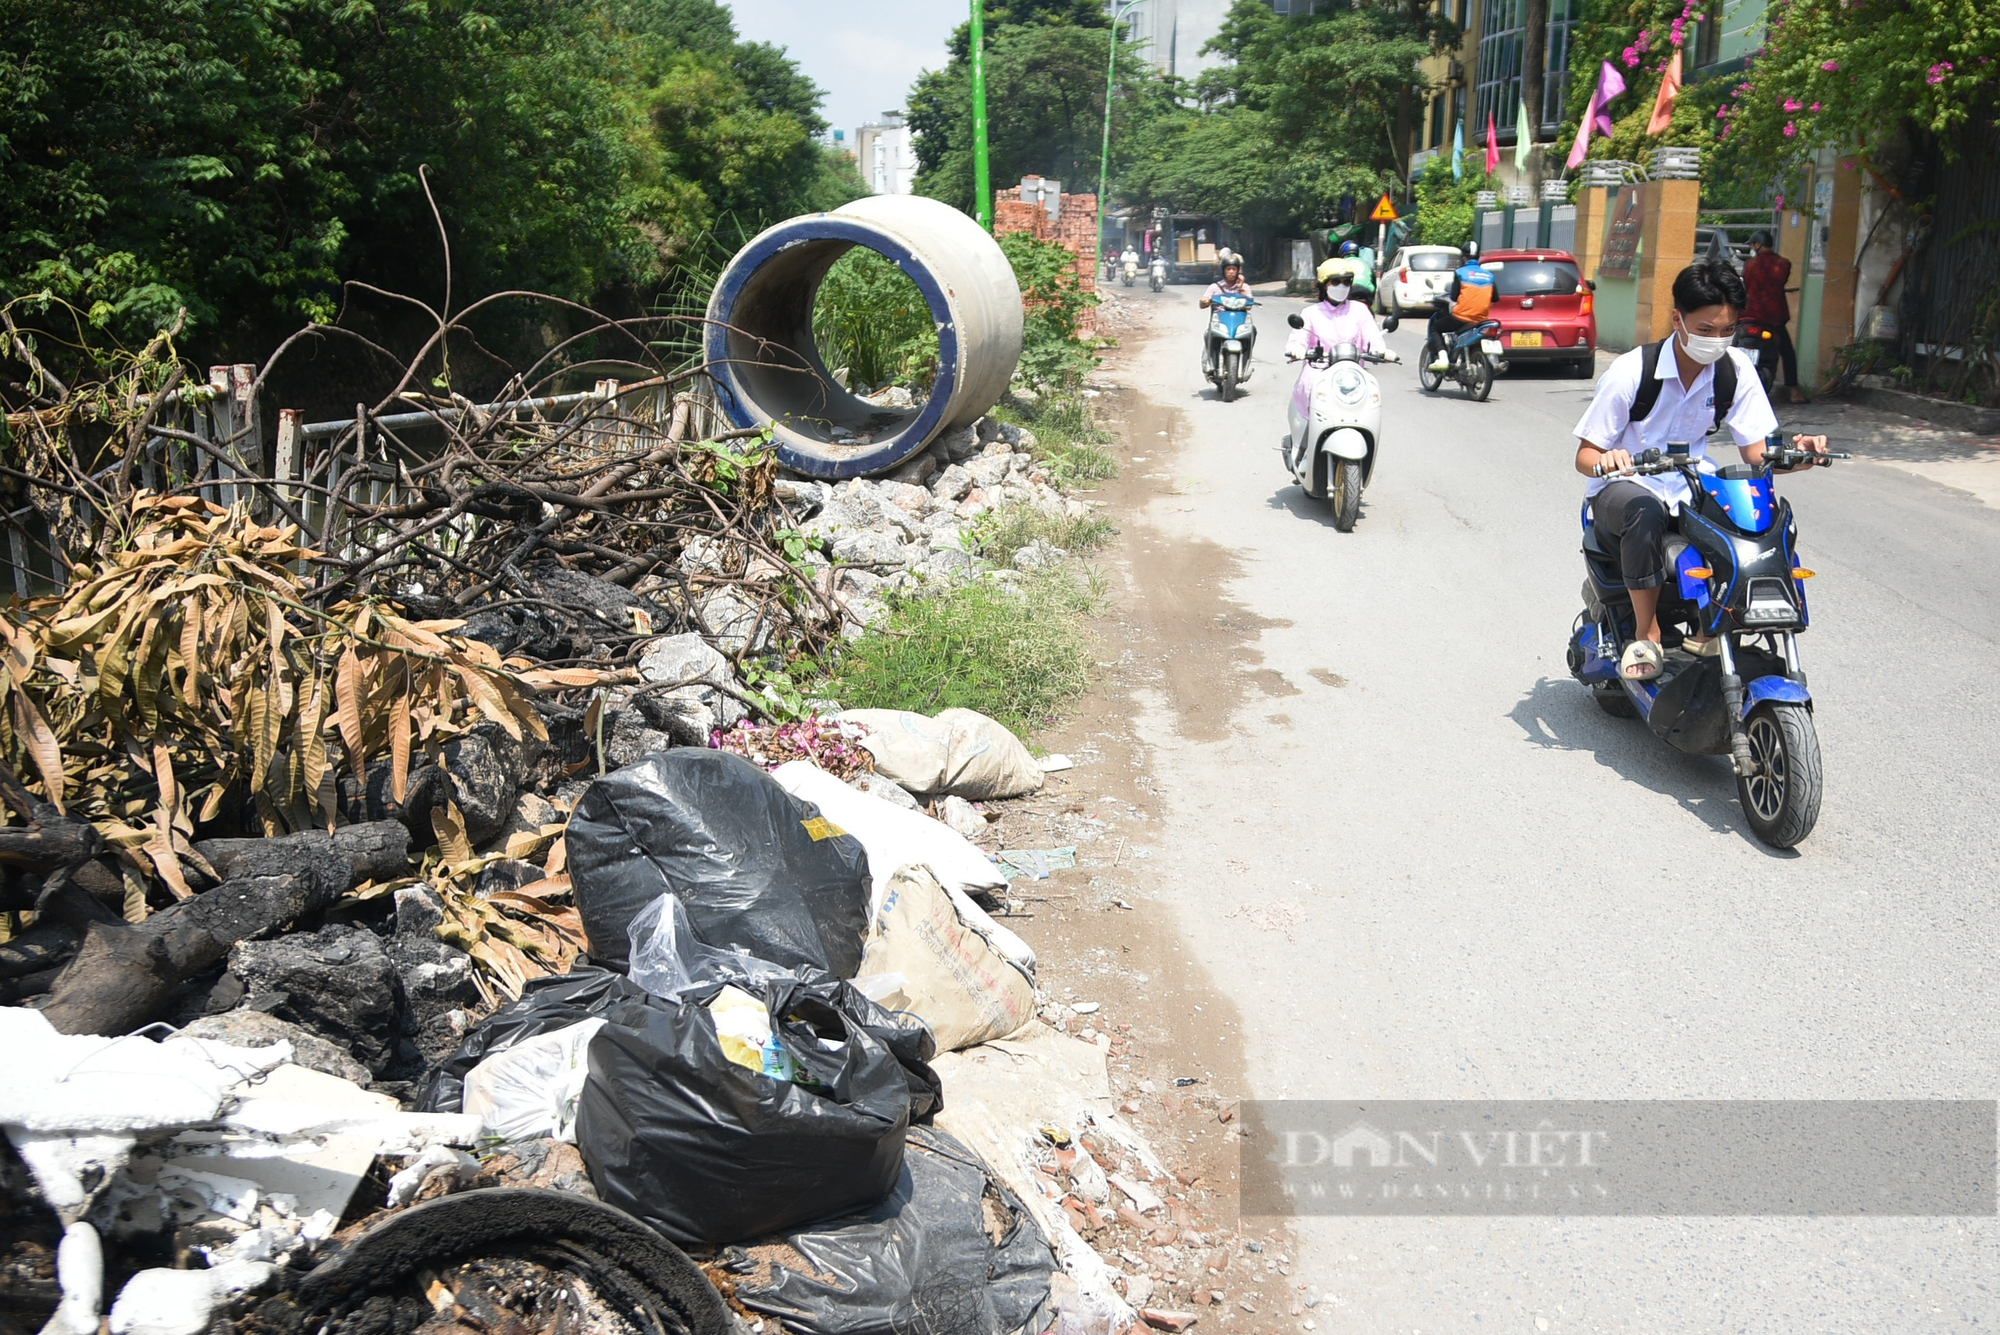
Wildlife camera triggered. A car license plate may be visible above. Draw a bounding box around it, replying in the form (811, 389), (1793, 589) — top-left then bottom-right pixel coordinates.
(1512, 331), (1544, 348)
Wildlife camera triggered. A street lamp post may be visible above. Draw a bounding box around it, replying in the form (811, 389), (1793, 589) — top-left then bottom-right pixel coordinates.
(971, 1), (991, 229)
(1096, 0), (1144, 278)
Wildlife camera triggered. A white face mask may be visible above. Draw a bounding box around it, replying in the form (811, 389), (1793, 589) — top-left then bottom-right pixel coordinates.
(1325, 284), (1352, 304)
(1676, 320), (1733, 365)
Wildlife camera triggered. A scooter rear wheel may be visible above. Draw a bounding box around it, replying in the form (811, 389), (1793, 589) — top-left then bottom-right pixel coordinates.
(1737, 702), (1822, 848)
(1592, 684), (1638, 717)
(1466, 351), (1494, 402)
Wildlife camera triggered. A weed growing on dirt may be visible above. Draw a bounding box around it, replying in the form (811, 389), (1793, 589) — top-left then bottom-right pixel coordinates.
(818, 567), (1102, 736)
(971, 502), (1115, 569)
(994, 389), (1117, 486)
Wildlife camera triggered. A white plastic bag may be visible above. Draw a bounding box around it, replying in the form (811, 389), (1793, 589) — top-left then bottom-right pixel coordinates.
(626, 892), (790, 1000)
(461, 1019), (607, 1143)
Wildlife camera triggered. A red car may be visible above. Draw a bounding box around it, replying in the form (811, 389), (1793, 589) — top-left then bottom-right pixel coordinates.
(1480, 249), (1597, 378)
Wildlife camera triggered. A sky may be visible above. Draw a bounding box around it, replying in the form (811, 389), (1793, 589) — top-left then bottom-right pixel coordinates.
(722, 1), (961, 143)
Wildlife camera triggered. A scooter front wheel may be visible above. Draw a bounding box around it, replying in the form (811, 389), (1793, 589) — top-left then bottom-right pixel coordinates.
(1220, 352), (1240, 402)
(1738, 702), (1822, 848)
(1330, 459), (1363, 531)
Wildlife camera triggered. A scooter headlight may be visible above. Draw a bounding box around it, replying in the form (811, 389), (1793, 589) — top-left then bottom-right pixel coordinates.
(1329, 364), (1367, 404)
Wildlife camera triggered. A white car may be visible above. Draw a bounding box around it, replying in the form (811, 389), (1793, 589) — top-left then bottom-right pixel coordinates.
(1385, 245), (1463, 314)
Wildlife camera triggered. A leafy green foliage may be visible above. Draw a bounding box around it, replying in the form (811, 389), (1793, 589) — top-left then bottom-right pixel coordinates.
(910, 16), (1178, 216)
(997, 232), (1100, 389)
(1712, 0), (2000, 187)
(818, 567), (1101, 736)
(1410, 156), (1498, 247)
(0, 0), (854, 361)
(1122, 0), (1445, 231)
(812, 249), (941, 392)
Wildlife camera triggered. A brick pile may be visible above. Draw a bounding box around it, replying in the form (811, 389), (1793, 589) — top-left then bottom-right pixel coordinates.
(993, 185), (1100, 334)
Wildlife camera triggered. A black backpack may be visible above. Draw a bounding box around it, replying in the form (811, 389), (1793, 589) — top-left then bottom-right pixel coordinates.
(1631, 338), (1736, 434)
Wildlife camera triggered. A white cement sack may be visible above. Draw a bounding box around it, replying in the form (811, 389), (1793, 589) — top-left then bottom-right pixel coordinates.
(839, 708), (1044, 799)
(856, 866), (1035, 1051)
(770, 762), (1034, 978)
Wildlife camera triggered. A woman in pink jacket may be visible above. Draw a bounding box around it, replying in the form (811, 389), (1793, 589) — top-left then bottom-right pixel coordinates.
(1286, 260), (1398, 417)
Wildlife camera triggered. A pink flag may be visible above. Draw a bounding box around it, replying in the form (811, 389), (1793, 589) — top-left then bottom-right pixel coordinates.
(1593, 61), (1628, 136)
(1567, 61), (1629, 169)
(1485, 112), (1501, 174)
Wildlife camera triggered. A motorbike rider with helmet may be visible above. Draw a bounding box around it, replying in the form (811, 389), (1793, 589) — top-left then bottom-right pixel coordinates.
(1425, 241), (1493, 373)
(1573, 261), (1828, 681)
(1199, 256), (1257, 380)
(1287, 258), (1400, 372)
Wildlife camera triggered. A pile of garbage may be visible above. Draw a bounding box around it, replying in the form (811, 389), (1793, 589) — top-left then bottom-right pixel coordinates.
(1, 315), (1145, 1335)
(1, 694), (1175, 1335)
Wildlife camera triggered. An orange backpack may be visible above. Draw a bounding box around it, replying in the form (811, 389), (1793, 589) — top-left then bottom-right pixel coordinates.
(1452, 266), (1495, 321)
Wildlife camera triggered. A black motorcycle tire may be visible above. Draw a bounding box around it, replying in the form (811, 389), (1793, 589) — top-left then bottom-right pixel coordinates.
(1737, 702), (1822, 848)
(1330, 459), (1363, 532)
(1592, 684), (1638, 717)
(1466, 350), (1494, 402)
(1221, 352), (1240, 403)
(1418, 344), (1445, 393)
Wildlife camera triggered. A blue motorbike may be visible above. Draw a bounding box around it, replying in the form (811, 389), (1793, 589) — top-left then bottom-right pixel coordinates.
(1565, 440), (1846, 848)
(1204, 294), (1258, 402)
(1419, 296), (1503, 401)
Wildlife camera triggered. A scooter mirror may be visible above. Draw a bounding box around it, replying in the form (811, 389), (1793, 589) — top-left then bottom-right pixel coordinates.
(1382, 313), (1400, 334)
(1287, 313), (1305, 329)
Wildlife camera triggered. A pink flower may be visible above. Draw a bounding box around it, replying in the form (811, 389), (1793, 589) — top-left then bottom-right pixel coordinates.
(1774, 194), (1785, 209)
(1810, 101), (1822, 112)
(1783, 121), (1797, 136)
(1784, 97), (1804, 111)
(1622, 46), (1640, 67)
(1927, 61), (1952, 84)
(1820, 59), (1840, 71)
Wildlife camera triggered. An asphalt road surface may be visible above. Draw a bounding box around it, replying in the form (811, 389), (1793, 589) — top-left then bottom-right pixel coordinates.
(1093, 282), (1999, 1331)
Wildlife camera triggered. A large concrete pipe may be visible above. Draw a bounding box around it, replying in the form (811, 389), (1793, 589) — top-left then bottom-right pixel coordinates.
(703, 195), (1024, 479)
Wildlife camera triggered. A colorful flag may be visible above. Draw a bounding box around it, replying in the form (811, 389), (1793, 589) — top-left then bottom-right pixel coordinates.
(1567, 61), (1630, 169)
(1648, 49), (1683, 136)
(1514, 96), (1534, 171)
(1485, 112), (1500, 175)
(1452, 120), (1464, 181)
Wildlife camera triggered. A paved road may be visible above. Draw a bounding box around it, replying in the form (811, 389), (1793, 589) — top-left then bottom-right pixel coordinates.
(1100, 283), (2000, 1331)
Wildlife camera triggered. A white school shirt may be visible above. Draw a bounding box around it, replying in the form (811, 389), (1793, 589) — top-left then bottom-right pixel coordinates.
(1573, 343), (1778, 510)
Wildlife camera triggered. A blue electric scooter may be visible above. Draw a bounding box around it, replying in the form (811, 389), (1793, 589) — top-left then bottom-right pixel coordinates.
(1565, 440), (1846, 848)
(1204, 294), (1258, 402)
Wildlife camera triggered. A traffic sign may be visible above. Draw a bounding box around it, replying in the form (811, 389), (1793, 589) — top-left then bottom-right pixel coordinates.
(1368, 192), (1399, 223)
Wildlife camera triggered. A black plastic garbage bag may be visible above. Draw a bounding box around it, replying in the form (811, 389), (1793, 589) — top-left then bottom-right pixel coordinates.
(730, 1126), (1055, 1335)
(567, 749), (870, 975)
(577, 973), (936, 1245)
(413, 966), (656, 1114)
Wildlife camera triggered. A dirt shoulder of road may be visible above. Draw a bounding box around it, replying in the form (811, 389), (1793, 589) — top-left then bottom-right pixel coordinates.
(968, 289), (1331, 1331)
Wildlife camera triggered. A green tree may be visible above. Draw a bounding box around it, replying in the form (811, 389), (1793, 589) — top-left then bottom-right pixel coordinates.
(1121, 0), (1445, 232)
(908, 10), (1175, 214)
(0, 0), (854, 363)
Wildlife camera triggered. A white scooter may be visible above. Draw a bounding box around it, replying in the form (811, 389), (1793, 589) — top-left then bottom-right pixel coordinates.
(1148, 257), (1166, 292)
(1282, 314), (1393, 532)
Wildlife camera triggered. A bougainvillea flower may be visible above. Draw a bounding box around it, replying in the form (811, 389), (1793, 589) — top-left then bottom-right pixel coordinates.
(1810, 102), (1822, 112)
(1784, 98), (1803, 111)
(1783, 121), (1797, 136)
(1927, 62), (1952, 84)
(1820, 59), (1840, 71)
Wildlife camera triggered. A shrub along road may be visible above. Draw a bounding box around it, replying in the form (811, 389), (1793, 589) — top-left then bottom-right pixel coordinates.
(1022, 282), (2000, 1329)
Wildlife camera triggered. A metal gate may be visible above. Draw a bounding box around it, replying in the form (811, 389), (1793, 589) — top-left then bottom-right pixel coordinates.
(1900, 117), (2000, 403)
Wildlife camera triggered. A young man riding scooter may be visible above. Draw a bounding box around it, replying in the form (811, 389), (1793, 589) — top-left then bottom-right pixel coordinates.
(1573, 261), (1829, 681)
(1425, 242), (1491, 373)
